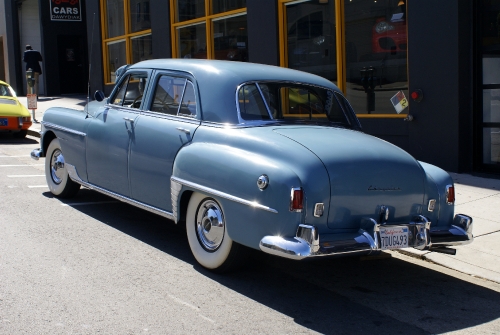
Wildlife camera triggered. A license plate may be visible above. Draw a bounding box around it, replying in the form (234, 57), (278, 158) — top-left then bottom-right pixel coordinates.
(0, 118), (7, 126)
(380, 226), (409, 250)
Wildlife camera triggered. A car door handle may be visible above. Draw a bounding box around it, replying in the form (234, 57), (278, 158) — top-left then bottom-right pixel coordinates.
(123, 117), (135, 123)
(176, 127), (190, 134)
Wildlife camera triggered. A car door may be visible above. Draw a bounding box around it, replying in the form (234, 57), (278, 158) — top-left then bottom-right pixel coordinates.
(128, 72), (200, 211)
(86, 70), (150, 196)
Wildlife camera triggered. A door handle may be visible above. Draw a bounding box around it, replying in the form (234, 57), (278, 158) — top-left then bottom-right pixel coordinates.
(124, 117), (135, 123)
(176, 127), (190, 134)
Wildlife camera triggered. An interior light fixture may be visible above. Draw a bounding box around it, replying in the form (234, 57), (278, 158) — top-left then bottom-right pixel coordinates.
(398, 0), (405, 5)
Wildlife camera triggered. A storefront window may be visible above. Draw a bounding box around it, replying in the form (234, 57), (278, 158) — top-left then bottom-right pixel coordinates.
(131, 34), (153, 63)
(172, 1), (248, 62)
(102, 0), (153, 84)
(213, 0), (246, 14)
(213, 14), (248, 62)
(176, 0), (205, 22)
(483, 128), (500, 164)
(129, 0), (151, 33)
(177, 24), (207, 58)
(107, 41), (127, 83)
(479, 1), (500, 168)
(285, 0), (337, 83)
(107, 0), (125, 38)
(344, 0), (408, 115)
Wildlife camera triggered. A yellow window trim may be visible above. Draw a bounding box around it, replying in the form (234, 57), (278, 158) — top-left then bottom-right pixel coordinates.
(101, 0), (153, 85)
(278, 0), (408, 119)
(170, 0), (246, 60)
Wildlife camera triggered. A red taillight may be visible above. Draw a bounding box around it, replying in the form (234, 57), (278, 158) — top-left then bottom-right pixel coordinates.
(446, 185), (455, 204)
(290, 187), (303, 212)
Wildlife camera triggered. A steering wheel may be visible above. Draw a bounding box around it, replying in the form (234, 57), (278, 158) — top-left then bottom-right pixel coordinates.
(131, 94), (143, 108)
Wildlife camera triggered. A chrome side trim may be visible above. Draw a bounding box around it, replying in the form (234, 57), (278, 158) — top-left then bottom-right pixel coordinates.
(42, 121), (87, 137)
(65, 164), (175, 221)
(170, 176), (278, 214)
(171, 178), (183, 223)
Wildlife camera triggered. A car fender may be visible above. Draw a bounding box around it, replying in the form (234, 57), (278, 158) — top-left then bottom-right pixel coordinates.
(418, 161), (455, 228)
(42, 107), (91, 181)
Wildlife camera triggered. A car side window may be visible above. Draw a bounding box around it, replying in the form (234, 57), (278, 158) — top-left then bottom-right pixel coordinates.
(109, 73), (148, 109)
(178, 81), (197, 117)
(151, 75), (186, 115)
(238, 84), (271, 120)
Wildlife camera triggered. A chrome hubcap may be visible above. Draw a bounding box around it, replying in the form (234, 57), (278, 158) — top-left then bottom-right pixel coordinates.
(50, 149), (65, 185)
(196, 199), (225, 251)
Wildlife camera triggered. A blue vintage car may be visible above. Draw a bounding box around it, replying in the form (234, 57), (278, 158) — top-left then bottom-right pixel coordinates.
(31, 59), (473, 272)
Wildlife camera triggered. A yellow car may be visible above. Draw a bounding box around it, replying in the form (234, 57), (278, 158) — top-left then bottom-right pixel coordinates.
(0, 80), (32, 138)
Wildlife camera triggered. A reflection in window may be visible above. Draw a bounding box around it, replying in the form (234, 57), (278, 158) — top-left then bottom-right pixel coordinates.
(176, 0), (205, 22)
(286, 0), (336, 83)
(483, 128), (500, 164)
(344, 0), (408, 114)
(179, 81), (197, 117)
(178, 23), (207, 58)
(106, 0), (125, 38)
(213, 0), (246, 14)
(151, 76), (186, 115)
(108, 40), (127, 83)
(110, 73), (148, 108)
(213, 14), (248, 62)
(238, 82), (352, 127)
(131, 34), (153, 63)
(129, 0), (151, 32)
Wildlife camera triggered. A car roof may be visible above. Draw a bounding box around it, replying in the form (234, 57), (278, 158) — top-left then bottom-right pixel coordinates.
(128, 59), (341, 124)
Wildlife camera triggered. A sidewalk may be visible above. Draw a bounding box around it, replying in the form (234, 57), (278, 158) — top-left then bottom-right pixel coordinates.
(20, 94), (88, 137)
(21, 95), (500, 284)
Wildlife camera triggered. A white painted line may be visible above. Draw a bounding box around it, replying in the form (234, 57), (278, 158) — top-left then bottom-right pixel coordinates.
(28, 185), (48, 188)
(0, 164), (44, 167)
(0, 155), (30, 158)
(8, 175), (45, 177)
(167, 294), (215, 324)
(61, 201), (119, 207)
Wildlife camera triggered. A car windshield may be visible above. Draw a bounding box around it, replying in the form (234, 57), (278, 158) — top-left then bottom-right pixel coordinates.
(237, 82), (356, 128)
(0, 84), (14, 97)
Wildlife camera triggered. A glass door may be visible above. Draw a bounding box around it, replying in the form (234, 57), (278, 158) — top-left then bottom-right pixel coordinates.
(478, 0), (500, 172)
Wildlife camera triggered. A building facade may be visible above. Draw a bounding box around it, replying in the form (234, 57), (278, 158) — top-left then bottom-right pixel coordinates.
(1, 0), (499, 175)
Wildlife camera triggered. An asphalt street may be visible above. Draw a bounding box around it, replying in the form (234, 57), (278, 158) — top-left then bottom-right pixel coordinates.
(1, 132), (500, 334)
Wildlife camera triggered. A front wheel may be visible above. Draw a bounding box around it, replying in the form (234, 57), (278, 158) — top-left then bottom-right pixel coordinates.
(186, 192), (246, 272)
(45, 138), (80, 198)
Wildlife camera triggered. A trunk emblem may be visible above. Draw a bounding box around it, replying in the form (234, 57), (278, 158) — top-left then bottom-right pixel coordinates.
(368, 185), (401, 191)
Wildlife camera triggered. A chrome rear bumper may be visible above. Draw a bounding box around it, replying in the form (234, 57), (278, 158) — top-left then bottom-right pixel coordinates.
(259, 214), (473, 260)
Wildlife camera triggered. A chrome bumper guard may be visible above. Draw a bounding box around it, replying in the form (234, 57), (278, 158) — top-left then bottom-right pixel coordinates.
(30, 148), (43, 160)
(259, 214), (473, 260)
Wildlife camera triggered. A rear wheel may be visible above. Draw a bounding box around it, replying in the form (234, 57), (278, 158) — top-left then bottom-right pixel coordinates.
(186, 192), (246, 272)
(45, 138), (80, 198)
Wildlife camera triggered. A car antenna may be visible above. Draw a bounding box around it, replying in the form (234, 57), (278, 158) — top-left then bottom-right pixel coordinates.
(86, 12), (96, 119)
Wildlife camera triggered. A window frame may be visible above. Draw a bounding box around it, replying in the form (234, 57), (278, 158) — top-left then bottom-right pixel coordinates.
(101, 0), (153, 85)
(169, 0), (247, 60)
(278, 0), (408, 119)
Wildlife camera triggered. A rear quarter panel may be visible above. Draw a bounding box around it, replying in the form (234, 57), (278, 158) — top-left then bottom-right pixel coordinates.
(173, 125), (331, 249)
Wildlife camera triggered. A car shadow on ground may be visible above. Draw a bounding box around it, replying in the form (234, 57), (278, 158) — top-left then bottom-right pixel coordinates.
(46, 188), (500, 334)
(0, 133), (38, 144)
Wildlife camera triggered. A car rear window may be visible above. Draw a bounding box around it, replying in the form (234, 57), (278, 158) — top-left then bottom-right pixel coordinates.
(0, 85), (13, 97)
(237, 82), (353, 127)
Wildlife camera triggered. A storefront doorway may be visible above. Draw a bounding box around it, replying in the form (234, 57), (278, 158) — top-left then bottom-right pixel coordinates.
(57, 35), (87, 94)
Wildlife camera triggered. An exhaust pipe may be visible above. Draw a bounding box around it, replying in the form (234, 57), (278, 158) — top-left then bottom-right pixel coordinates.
(429, 247), (456, 255)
